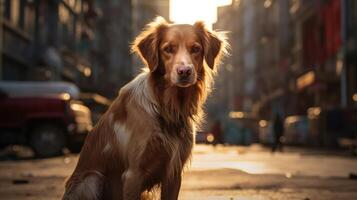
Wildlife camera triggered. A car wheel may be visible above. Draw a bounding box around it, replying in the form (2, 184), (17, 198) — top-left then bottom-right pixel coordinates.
(30, 125), (65, 157)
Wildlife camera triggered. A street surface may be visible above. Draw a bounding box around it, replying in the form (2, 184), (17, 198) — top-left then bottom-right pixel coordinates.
(0, 144), (357, 200)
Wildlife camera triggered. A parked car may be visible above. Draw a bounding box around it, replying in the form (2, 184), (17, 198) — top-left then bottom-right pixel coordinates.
(258, 120), (274, 145)
(0, 81), (80, 98)
(284, 115), (308, 145)
(0, 82), (92, 157)
(259, 116), (308, 145)
(228, 112), (259, 145)
(308, 106), (357, 148)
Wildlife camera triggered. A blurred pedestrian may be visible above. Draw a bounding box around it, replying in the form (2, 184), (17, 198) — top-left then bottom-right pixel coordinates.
(272, 113), (284, 152)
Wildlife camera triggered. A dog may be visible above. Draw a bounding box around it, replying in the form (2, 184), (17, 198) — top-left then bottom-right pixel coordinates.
(63, 17), (227, 200)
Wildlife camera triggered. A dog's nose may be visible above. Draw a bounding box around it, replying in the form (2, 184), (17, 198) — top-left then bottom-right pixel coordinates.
(177, 66), (192, 78)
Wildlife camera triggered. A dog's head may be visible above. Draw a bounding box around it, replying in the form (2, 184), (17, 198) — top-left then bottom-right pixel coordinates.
(132, 17), (227, 88)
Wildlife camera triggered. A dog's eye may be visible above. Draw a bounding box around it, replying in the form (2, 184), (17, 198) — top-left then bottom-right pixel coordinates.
(191, 46), (201, 54)
(164, 46), (174, 54)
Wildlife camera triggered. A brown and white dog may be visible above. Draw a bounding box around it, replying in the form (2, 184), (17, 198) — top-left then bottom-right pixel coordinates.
(63, 17), (227, 200)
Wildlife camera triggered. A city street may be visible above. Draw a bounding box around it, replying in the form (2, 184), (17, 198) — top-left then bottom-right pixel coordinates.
(0, 145), (357, 200)
(1, 0), (357, 199)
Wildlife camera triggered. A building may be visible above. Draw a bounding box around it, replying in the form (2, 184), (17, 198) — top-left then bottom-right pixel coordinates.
(209, 1), (241, 120)
(214, 0), (357, 120)
(0, 0), (97, 92)
(91, 0), (133, 97)
(0, 0), (173, 98)
(343, 0), (357, 106)
(131, 0), (169, 73)
(286, 0), (338, 115)
(213, 0), (283, 117)
(286, 0), (357, 114)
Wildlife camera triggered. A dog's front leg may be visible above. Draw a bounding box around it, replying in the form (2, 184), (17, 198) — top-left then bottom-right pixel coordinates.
(63, 171), (104, 200)
(122, 169), (143, 200)
(161, 175), (182, 200)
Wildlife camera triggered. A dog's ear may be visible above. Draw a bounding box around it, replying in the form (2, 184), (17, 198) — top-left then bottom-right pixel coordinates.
(194, 21), (228, 69)
(132, 17), (168, 72)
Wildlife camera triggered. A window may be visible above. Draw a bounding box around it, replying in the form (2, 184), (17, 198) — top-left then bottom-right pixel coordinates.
(75, 0), (82, 13)
(11, 0), (20, 26)
(59, 3), (75, 50)
(24, 0), (35, 36)
(4, 0), (11, 20)
(3, 0), (28, 31)
(64, 0), (82, 14)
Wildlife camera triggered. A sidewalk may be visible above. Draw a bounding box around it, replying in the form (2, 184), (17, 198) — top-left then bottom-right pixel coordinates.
(192, 144), (357, 177)
(184, 144), (357, 199)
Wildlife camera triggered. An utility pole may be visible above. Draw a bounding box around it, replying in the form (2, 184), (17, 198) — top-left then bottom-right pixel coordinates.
(0, 0), (3, 80)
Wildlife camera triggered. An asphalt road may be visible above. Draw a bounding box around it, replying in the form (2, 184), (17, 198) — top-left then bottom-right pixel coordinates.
(0, 144), (357, 200)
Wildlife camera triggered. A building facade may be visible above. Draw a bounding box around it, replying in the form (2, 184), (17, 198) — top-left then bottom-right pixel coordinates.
(131, 0), (169, 74)
(214, 0), (357, 122)
(287, 0), (357, 114)
(0, 0), (173, 98)
(213, 0), (283, 117)
(91, 0), (133, 97)
(0, 0), (97, 92)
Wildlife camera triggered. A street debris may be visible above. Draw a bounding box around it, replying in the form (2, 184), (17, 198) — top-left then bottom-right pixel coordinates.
(349, 173), (357, 180)
(12, 179), (29, 185)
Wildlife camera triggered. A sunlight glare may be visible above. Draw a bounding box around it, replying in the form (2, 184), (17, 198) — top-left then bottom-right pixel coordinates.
(170, 0), (232, 29)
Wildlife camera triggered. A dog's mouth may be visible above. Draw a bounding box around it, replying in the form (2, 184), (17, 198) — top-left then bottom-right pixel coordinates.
(176, 78), (195, 87)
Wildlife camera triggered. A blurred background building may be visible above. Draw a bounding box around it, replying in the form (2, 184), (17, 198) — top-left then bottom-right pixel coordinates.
(214, 0), (353, 117)
(0, 0), (168, 97)
(132, 0), (169, 73)
(92, 0), (132, 97)
(212, 0), (357, 146)
(0, 0), (98, 90)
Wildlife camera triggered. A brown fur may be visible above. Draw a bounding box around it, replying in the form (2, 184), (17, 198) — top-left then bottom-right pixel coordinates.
(63, 17), (227, 200)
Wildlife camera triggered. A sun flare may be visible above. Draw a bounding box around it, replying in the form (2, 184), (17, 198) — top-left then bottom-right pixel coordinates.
(170, 0), (232, 29)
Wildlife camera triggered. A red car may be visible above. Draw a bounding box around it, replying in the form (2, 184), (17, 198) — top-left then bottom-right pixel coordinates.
(0, 82), (92, 157)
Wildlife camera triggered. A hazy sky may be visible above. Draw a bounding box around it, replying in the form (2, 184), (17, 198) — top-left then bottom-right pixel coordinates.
(170, 0), (233, 28)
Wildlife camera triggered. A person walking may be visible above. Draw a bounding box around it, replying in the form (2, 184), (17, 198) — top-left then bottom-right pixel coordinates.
(272, 113), (284, 152)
